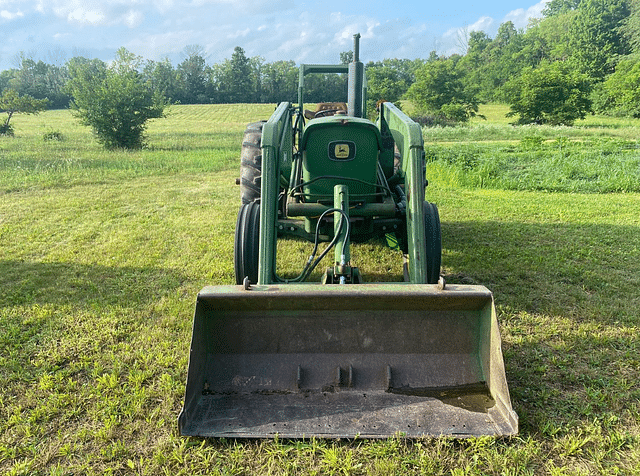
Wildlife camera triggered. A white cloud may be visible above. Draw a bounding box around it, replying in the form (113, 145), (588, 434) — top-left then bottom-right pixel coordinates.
(1, 9), (24, 20)
(125, 30), (194, 59)
(17, 0), (149, 26)
(469, 16), (495, 33)
(438, 0), (548, 56)
(66, 7), (105, 25)
(123, 9), (143, 28)
(188, 0), (293, 14)
(504, 0), (548, 28)
(440, 16), (495, 55)
(53, 32), (72, 40)
(0, 0), (555, 71)
(227, 28), (251, 40)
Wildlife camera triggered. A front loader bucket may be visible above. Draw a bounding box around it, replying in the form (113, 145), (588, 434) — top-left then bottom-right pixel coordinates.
(178, 284), (518, 438)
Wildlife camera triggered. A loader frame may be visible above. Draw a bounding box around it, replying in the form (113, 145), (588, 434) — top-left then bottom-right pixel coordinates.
(258, 101), (430, 285)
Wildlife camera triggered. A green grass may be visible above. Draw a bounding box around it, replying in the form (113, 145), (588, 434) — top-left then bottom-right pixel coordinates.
(0, 104), (278, 193)
(1, 105), (640, 475)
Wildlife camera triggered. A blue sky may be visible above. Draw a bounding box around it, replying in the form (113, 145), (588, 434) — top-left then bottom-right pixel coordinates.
(0, 0), (548, 70)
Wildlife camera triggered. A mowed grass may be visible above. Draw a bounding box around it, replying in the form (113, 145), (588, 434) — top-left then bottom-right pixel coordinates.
(1, 104), (639, 475)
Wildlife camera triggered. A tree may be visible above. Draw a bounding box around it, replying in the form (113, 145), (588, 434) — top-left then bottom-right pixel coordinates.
(527, 12), (577, 63)
(248, 56), (264, 104)
(543, 0), (582, 17)
(144, 58), (180, 102)
(212, 47), (260, 103)
(340, 51), (354, 64)
(457, 31), (494, 101)
(620, 0), (640, 56)
(66, 48), (168, 149)
(177, 48), (209, 104)
(567, 0), (631, 79)
(0, 88), (48, 135)
(503, 61), (592, 125)
(365, 62), (409, 115)
(596, 59), (640, 116)
(228, 47), (253, 103)
(8, 54), (71, 108)
(487, 22), (532, 101)
(457, 22), (534, 103)
(260, 60), (297, 103)
(302, 72), (348, 104)
(405, 58), (480, 122)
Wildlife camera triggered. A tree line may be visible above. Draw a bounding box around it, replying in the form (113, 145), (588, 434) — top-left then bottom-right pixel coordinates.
(2, 0), (640, 134)
(0, 45), (356, 109)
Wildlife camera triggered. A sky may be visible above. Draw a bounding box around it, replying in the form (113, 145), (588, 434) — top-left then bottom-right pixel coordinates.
(0, 0), (549, 70)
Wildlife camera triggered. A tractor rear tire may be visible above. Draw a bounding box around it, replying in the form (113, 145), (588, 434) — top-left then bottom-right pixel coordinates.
(424, 201), (442, 284)
(234, 201), (260, 285)
(240, 121), (265, 204)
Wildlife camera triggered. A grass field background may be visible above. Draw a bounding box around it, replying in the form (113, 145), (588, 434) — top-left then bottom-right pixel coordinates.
(1, 104), (639, 475)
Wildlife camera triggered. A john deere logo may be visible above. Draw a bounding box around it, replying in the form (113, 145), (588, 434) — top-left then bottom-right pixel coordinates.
(335, 144), (350, 158)
(328, 141), (356, 161)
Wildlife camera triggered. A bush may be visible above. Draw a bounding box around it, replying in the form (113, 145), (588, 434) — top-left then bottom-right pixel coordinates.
(503, 62), (592, 126)
(43, 130), (64, 141)
(597, 59), (640, 118)
(405, 58), (480, 123)
(0, 123), (14, 136)
(67, 48), (167, 149)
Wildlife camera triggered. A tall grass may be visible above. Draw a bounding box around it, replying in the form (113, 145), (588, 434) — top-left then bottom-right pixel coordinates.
(421, 104), (640, 193)
(424, 137), (640, 193)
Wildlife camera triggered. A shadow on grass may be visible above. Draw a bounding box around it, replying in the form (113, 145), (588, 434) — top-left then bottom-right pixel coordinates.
(441, 220), (640, 434)
(0, 259), (187, 309)
(442, 220), (639, 323)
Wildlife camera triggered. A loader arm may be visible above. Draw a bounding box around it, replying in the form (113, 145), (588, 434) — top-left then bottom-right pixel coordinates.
(378, 102), (429, 283)
(258, 101), (293, 285)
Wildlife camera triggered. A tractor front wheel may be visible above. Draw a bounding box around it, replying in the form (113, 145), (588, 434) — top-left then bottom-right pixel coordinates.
(234, 201), (260, 285)
(424, 201), (442, 284)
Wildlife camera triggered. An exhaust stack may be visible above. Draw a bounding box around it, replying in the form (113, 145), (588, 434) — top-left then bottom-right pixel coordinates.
(348, 33), (364, 118)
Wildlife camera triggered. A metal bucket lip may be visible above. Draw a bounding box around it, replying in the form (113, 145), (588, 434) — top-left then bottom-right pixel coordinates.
(199, 283), (492, 294)
(196, 283), (494, 312)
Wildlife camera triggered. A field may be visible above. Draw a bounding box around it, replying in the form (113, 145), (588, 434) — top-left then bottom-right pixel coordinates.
(1, 104), (639, 475)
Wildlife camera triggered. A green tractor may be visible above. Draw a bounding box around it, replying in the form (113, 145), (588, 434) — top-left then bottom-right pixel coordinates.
(179, 34), (518, 438)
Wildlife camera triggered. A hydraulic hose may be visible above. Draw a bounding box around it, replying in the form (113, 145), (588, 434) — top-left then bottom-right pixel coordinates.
(276, 207), (350, 283)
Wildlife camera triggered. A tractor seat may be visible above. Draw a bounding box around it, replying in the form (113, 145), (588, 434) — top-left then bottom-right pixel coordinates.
(304, 102), (348, 120)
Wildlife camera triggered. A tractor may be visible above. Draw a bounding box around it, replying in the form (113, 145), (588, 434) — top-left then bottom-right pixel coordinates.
(179, 34), (518, 438)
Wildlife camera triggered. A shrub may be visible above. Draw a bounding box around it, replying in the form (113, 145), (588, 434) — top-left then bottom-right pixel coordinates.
(597, 59), (640, 118)
(67, 48), (168, 149)
(43, 130), (64, 141)
(0, 123), (14, 136)
(405, 58), (481, 123)
(503, 62), (592, 126)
